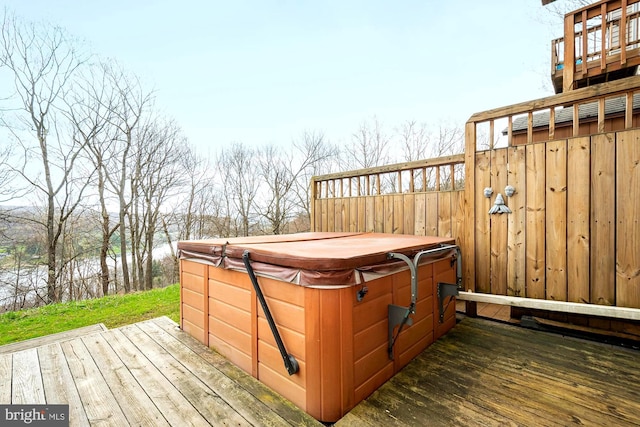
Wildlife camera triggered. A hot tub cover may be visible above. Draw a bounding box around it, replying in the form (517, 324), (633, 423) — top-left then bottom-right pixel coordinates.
(178, 232), (456, 288)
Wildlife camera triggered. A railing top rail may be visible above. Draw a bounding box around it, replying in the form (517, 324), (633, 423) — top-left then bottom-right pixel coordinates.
(568, 0), (640, 22)
(467, 75), (640, 124)
(311, 154), (465, 182)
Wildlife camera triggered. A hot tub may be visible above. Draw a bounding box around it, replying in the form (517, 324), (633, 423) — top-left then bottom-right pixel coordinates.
(177, 232), (459, 422)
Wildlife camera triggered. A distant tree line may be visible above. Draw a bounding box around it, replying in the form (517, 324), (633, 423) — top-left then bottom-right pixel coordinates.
(0, 11), (463, 311)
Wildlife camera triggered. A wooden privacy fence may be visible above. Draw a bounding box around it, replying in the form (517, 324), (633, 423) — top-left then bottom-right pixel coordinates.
(311, 76), (640, 310)
(310, 155), (465, 238)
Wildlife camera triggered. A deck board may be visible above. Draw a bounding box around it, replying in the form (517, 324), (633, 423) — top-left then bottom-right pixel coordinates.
(0, 323), (107, 354)
(11, 348), (45, 404)
(38, 343), (90, 426)
(1, 315), (639, 426)
(336, 316), (640, 426)
(106, 328), (211, 427)
(60, 338), (130, 426)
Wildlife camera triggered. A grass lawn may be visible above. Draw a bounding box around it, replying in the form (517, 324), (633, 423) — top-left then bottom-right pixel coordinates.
(0, 284), (180, 345)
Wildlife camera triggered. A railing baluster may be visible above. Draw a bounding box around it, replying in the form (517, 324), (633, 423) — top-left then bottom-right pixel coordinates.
(601, 3), (607, 70)
(489, 120), (495, 149)
(409, 169), (415, 193)
(598, 98), (605, 133)
(626, 91), (634, 128)
(622, 0), (628, 65)
(450, 164), (455, 190)
(582, 10), (588, 74)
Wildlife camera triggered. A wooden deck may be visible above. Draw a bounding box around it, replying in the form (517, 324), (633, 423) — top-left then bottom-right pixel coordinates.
(337, 315), (640, 426)
(1, 315), (639, 426)
(0, 316), (322, 426)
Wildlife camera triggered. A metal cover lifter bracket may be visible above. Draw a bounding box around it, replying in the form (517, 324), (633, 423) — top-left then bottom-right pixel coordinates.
(387, 244), (459, 359)
(243, 250), (299, 375)
(438, 282), (459, 323)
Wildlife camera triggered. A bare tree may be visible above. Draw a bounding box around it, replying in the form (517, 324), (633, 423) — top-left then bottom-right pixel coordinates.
(342, 116), (390, 170)
(131, 118), (186, 290)
(256, 144), (294, 234)
(172, 146), (210, 241)
(398, 120), (431, 162)
(66, 62), (118, 296)
(289, 131), (338, 224)
(217, 142), (259, 237)
(102, 63), (153, 293)
(0, 12), (91, 303)
(543, 0), (592, 20)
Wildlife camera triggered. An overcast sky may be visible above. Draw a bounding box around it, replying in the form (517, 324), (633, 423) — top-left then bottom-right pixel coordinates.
(3, 0), (565, 151)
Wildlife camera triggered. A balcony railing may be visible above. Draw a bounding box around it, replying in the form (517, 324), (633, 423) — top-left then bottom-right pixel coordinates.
(551, 0), (640, 93)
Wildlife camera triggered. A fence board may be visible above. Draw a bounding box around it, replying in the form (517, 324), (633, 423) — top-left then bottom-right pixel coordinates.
(327, 199), (335, 232)
(425, 193), (438, 236)
(437, 192), (452, 238)
(475, 152), (491, 294)
(384, 195), (394, 233)
(490, 149), (508, 295)
(526, 144), (546, 299)
(616, 130), (640, 307)
(414, 193), (426, 236)
(452, 191), (465, 257)
(349, 198), (358, 232)
(393, 194), (404, 234)
(507, 146), (526, 297)
(545, 140), (568, 301)
(365, 197), (375, 232)
(315, 200), (324, 232)
(374, 196), (384, 232)
(357, 197), (366, 232)
(567, 137), (591, 303)
(591, 133), (616, 306)
(339, 199), (348, 232)
(404, 194), (415, 235)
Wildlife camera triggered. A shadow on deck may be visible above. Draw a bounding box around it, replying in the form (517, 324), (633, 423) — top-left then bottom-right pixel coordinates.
(2, 315), (639, 426)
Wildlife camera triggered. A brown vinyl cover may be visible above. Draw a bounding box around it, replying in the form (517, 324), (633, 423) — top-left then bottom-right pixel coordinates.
(178, 232), (456, 287)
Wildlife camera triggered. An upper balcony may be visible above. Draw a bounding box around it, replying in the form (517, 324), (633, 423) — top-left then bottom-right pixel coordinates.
(552, 0), (640, 93)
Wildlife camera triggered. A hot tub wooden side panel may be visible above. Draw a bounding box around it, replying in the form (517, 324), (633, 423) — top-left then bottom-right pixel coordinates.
(255, 275), (308, 408)
(180, 260), (207, 344)
(207, 266), (255, 375)
(352, 275), (394, 401)
(304, 286), (355, 423)
(394, 265), (435, 369)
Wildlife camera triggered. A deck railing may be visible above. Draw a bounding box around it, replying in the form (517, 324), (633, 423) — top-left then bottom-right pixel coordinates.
(552, 5), (640, 71)
(552, 0), (640, 92)
(310, 155), (465, 236)
(471, 74), (640, 148)
(311, 155), (465, 199)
